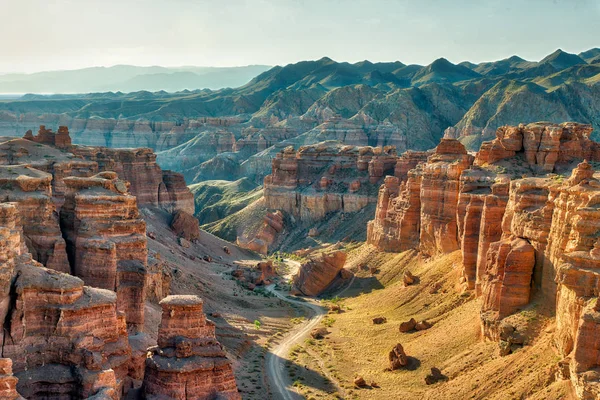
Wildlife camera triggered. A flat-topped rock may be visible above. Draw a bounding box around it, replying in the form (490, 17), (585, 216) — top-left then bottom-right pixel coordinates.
(160, 295), (204, 307)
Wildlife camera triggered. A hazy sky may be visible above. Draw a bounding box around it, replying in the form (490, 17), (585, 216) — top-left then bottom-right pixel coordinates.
(2, 0), (599, 73)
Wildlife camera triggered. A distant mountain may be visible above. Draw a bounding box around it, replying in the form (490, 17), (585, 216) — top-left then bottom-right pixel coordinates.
(578, 48), (600, 62)
(411, 58), (481, 85)
(539, 49), (586, 70)
(0, 48), (599, 176)
(0, 65), (271, 93)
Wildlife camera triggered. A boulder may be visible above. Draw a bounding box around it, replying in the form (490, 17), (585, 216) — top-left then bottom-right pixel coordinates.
(424, 367), (448, 385)
(389, 343), (409, 370)
(354, 376), (367, 387)
(170, 210), (200, 241)
(415, 320), (432, 331)
(399, 318), (417, 332)
(292, 250), (347, 296)
(403, 270), (416, 286)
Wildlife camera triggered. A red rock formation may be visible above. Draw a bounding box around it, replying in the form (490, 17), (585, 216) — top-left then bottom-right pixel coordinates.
(394, 150), (429, 182)
(0, 165), (69, 272)
(60, 172), (147, 333)
(0, 359), (24, 400)
(159, 170), (195, 215)
(456, 168), (510, 290)
(419, 139), (474, 255)
(0, 204), (131, 398)
(23, 125), (72, 149)
(72, 146), (195, 214)
(264, 142), (395, 222)
(475, 122), (600, 172)
(293, 250), (347, 296)
(146, 253), (172, 303)
(170, 210), (200, 241)
(367, 123), (600, 397)
(143, 295), (240, 400)
(237, 210), (284, 254)
(367, 169), (423, 252)
(480, 237), (535, 339)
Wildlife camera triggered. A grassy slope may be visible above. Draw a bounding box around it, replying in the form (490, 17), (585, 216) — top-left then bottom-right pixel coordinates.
(190, 178), (263, 225)
(287, 246), (575, 400)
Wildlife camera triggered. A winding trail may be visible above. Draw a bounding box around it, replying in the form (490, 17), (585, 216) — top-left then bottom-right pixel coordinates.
(265, 260), (355, 400)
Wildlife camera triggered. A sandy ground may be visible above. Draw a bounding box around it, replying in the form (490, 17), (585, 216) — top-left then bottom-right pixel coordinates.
(280, 245), (575, 400)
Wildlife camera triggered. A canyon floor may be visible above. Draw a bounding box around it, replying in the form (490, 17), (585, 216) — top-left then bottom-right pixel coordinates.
(248, 245), (576, 400)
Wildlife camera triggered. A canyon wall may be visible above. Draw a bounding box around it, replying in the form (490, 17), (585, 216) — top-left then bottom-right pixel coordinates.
(367, 122), (600, 399)
(0, 127), (239, 398)
(263, 142), (396, 222)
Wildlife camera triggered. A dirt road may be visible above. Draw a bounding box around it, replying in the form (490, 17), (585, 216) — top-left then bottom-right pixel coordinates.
(265, 259), (354, 399)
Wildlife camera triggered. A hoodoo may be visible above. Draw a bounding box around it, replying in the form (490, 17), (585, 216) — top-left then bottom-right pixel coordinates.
(143, 295), (240, 400)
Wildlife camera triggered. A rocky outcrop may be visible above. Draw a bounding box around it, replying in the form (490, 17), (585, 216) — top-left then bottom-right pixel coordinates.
(236, 210), (284, 255)
(0, 359), (24, 400)
(146, 253), (172, 303)
(480, 237), (535, 339)
(72, 145), (195, 214)
(367, 139), (473, 254)
(293, 250), (347, 296)
(60, 172), (147, 333)
(23, 125), (72, 149)
(143, 295), (240, 400)
(263, 142), (395, 222)
(0, 165), (69, 272)
(0, 129), (241, 398)
(0, 204), (130, 398)
(170, 210), (200, 241)
(475, 122), (599, 172)
(367, 123), (600, 398)
(159, 170), (196, 215)
(419, 139), (475, 255)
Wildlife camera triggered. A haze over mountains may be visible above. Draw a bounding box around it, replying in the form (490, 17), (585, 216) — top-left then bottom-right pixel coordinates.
(0, 48), (599, 183)
(0, 65), (271, 93)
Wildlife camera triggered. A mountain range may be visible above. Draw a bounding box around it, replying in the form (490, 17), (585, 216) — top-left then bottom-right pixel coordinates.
(0, 48), (599, 184)
(0, 65), (271, 93)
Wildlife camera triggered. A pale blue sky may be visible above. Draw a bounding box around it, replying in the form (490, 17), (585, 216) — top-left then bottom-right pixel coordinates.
(2, 0), (599, 73)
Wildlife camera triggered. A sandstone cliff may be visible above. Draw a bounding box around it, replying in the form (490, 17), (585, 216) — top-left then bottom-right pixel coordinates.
(263, 142), (395, 222)
(0, 127), (239, 398)
(367, 122), (600, 399)
(60, 172), (148, 333)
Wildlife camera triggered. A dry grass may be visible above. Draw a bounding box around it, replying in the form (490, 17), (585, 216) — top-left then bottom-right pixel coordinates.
(293, 245), (572, 400)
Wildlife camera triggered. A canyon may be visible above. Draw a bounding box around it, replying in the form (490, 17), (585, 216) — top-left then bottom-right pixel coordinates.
(365, 122), (600, 399)
(0, 126), (240, 399)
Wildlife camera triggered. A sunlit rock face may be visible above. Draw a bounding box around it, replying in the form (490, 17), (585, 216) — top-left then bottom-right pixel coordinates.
(292, 250), (347, 296)
(60, 172), (148, 333)
(366, 122), (600, 399)
(143, 295), (241, 400)
(0, 203), (130, 398)
(71, 146), (195, 214)
(263, 142), (396, 222)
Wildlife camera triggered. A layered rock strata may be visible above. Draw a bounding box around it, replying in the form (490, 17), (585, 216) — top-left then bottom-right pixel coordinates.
(367, 122), (600, 399)
(0, 204), (130, 398)
(293, 250), (347, 296)
(71, 145), (194, 214)
(60, 172), (147, 333)
(0, 165), (69, 272)
(263, 142), (396, 222)
(143, 295), (240, 400)
(0, 359), (24, 400)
